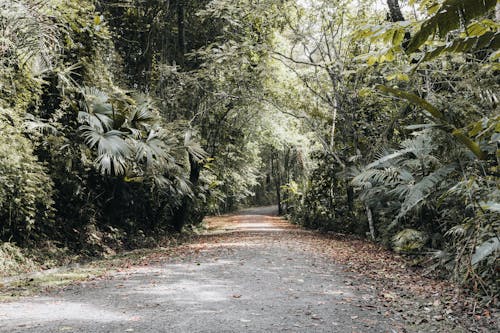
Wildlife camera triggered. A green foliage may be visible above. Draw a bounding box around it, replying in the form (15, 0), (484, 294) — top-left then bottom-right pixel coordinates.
(376, 85), (487, 159)
(277, 0), (499, 300)
(406, 0), (497, 53)
(472, 237), (499, 266)
(392, 229), (427, 253)
(352, 131), (452, 230)
(291, 152), (358, 233)
(0, 242), (37, 275)
(0, 108), (54, 242)
(420, 30), (500, 62)
(78, 87), (191, 182)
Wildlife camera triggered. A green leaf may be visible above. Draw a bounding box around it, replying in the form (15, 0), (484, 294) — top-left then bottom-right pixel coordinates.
(184, 130), (207, 162)
(471, 237), (500, 266)
(390, 164), (457, 229)
(392, 29), (405, 46)
(375, 85), (446, 121)
(406, 0), (497, 53)
(358, 88), (372, 97)
(376, 85), (487, 159)
(481, 201), (500, 212)
(451, 129), (487, 160)
(421, 31), (500, 62)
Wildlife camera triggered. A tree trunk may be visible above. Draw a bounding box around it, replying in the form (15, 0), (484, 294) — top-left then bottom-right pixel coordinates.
(365, 205), (375, 240)
(271, 153), (282, 214)
(387, 0), (405, 22)
(387, 0), (411, 49)
(176, 0), (186, 66)
(171, 154), (201, 232)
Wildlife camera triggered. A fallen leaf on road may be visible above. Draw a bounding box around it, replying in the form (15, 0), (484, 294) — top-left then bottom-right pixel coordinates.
(383, 292), (396, 300)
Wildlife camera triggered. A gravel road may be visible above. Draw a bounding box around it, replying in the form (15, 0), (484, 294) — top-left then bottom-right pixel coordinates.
(0, 206), (399, 332)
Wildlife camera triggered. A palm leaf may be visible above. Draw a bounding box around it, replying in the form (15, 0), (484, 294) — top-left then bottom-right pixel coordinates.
(365, 150), (411, 169)
(80, 125), (131, 175)
(23, 113), (58, 135)
(127, 100), (157, 130)
(184, 130), (208, 162)
(134, 129), (176, 168)
(352, 167), (405, 188)
(80, 87), (115, 129)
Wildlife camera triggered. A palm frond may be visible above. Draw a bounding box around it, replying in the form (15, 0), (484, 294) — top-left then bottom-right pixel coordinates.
(175, 177), (194, 197)
(134, 129), (176, 168)
(83, 87), (113, 115)
(23, 113), (58, 135)
(352, 167), (410, 188)
(406, 0), (497, 53)
(0, 0), (60, 67)
(95, 152), (127, 176)
(445, 222), (471, 238)
(184, 130), (208, 162)
(127, 99), (157, 130)
(401, 134), (434, 159)
(80, 125), (131, 175)
(365, 150), (410, 169)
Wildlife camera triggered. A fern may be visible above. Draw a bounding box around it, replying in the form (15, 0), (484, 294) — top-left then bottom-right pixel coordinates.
(376, 85), (487, 159)
(352, 167), (405, 188)
(184, 130), (208, 162)
(134, 129), (176, 169)
(390, 163), (457, 229)
(365, 150), (411, 169)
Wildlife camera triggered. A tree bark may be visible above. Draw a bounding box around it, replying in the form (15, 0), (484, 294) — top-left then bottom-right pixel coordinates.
(271, 153), (282, 214)
(387, 0), (405, 22)
(171, 154), (202, 232)
(387, 0), (412, 50)
(176, 0), (186, 66)
(365, 204), (375, 240)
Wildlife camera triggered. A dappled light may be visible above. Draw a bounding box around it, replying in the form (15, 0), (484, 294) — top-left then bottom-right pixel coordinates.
(131, 278), (231, 304)
(0, 298), (128, 323)
(0, 209), (396, 332)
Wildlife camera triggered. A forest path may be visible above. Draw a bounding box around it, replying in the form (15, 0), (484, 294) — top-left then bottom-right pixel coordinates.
(0, 207), (465, 332)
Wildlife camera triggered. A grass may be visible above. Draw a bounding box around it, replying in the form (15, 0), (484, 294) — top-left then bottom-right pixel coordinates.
(0, 269), (104, 301)
(0, 231), (197, 301)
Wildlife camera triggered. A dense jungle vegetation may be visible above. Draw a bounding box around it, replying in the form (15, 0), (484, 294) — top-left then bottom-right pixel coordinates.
(0, 0), (498, 303)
